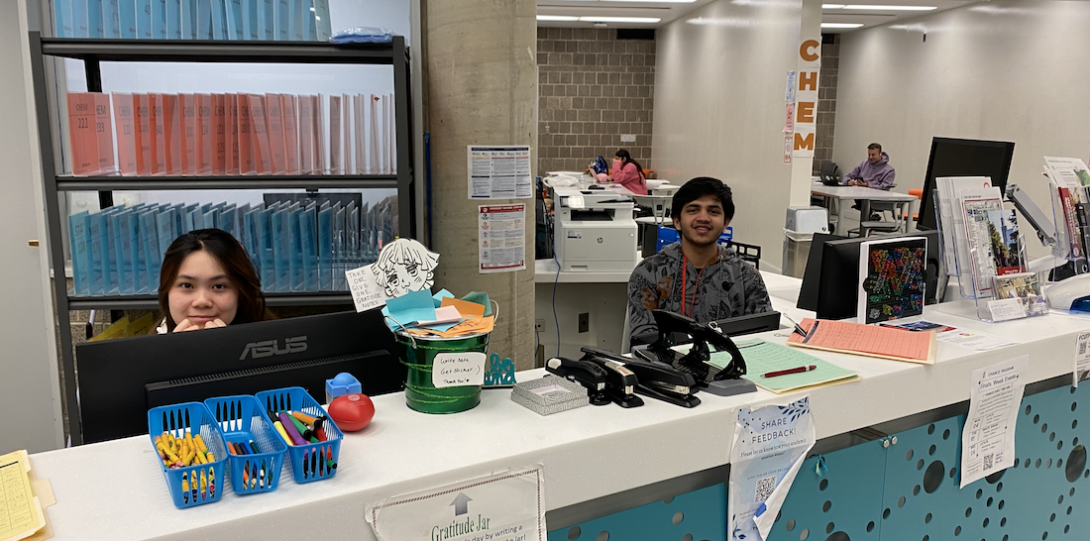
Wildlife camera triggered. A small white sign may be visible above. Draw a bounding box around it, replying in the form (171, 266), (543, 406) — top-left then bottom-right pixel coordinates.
(366, 465), (547, 541)
(433, 352), (487, 388)
(1074, 331), (1090, 387)
(987, 297), (1027, 322)
(345, 264), (388, 313)
(620, 134), (636, 143)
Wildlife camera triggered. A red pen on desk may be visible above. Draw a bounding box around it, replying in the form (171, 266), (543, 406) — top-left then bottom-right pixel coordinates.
(762, 365), (817, 378)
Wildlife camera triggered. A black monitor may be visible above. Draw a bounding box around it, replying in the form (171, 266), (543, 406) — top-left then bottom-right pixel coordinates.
(801, 230), (943, 320)
(918, 137), (1016, 231)
(75, 309), (404, 443)
(629, 310), (781, 350)
(797, 232), (847, 312)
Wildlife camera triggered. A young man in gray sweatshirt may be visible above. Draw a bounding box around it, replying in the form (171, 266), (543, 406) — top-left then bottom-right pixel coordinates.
(627, 177), (772, 343)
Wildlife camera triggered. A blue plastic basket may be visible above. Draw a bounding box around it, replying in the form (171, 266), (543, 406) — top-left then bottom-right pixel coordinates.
(147, 402), (228, 509)
(203, 395), (288, 495)
(254, 387), (343, 483)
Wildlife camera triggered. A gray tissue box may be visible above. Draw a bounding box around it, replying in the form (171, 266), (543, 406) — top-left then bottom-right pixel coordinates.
(511, 376), (589, 415)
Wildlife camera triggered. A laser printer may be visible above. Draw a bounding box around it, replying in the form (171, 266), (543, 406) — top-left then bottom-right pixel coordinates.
(553, 186), (638, 272)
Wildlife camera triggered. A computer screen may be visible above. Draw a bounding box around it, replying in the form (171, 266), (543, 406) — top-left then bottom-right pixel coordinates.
(76, 309), (404, 443)
(797, 232), (847, 312)
(918, 137), (1016, 231)
(802, 230), (943, 320)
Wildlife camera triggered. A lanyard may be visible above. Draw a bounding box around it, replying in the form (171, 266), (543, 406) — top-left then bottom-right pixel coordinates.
(680, 255), (709, 318)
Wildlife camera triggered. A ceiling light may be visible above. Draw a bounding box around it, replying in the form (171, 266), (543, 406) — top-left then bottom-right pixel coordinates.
(821, 22), (864, 28)
(579, 16), (661, 23)
(842, 4), (937, 10)
(537, 15), (579, 21)
(822, 4), (846, 8)
(602, 0), (696, 2)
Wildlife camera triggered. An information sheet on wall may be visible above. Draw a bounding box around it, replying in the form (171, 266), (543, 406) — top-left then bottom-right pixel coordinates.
(468, 146), (532, 199)
(1075, 331), (1090, 387)
(960, 355), (1027, 488)
(479, 205), (526, 274)
(730, 397), (815, 541)
(365, 465), (546, 541)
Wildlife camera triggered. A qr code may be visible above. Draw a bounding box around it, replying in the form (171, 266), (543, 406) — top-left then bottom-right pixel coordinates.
(1080, 341), (1087, 355)
(755, 475), (777, 503)
(983, 453), (994, 470)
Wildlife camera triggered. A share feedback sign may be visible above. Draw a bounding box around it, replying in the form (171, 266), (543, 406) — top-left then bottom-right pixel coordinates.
(792, 39), (821, 158)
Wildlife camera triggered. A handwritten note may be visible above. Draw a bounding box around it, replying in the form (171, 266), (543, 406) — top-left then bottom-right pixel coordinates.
(432, 352), (486, 388)
(346, 264), (388, 313)
(787, 318), (935, 364)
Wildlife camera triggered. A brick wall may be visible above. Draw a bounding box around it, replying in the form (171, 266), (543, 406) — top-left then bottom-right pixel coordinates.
(813, 34), (839, 174)
(536, 27), (656, 175)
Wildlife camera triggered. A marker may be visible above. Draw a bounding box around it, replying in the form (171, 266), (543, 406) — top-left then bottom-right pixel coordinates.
(762, 365), (817, 378)
(279, 412), (308, 445)
(267, 411), (294, 446)
(287, 415), (315, 441)
(248, 440), (259, 455)
(291, 411), (325, 428)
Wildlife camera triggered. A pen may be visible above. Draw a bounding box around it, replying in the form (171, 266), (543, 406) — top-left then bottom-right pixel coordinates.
(763, 365), (817, 378)
(782, 314), (808, 338)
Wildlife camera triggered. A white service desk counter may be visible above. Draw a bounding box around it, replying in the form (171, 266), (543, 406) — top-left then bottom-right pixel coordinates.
(29, 285), (1090, 540)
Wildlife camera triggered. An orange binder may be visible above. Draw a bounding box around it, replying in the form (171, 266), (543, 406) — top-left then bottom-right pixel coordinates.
(196, 93), (213, 175)
(237, 96), (254, 174)
(248, 94), (272, 174)
(281, 94), (299, 174)
(226, 93), (239, 175)
(111, 93), (137, 176)
(298, 94), (313, 175)
(213, 93), (226, 175)
(149, 93), (165, 175)
(264, 93), (286, 173)
(181, 94), (196, 175)
(134, 94), (152, 176)
(67, 93), (99, 175)
(93, 93), (116, 175)
(161, 94), (182, 175)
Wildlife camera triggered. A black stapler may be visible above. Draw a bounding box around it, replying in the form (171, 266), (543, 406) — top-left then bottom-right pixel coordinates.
(544, 357), (611, 406)
(574, 355), (643, 408)
(633, 310), (757, 397)
(580, 347), (701, 408)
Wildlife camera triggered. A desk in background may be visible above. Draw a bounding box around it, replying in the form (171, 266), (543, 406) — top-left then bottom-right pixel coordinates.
(812, 182), (917, 236)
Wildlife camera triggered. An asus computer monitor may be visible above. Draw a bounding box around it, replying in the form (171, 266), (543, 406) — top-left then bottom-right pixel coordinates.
(918, 137), (1016, 231)
(75, 309), (404, 443)
(800, 230), (943, 321)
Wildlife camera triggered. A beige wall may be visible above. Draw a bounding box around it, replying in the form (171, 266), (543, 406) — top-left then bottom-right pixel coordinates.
(537, 28), (656, 175)
(652, 0), (802, 271)
(834, 0), (1090, 256)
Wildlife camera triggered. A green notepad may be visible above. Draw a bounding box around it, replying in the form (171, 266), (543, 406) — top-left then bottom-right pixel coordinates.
(708, 339), (859, 394)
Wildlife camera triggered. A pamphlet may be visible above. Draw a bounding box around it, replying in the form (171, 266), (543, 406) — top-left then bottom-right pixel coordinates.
(961, 356), (1027, 488)
(959, 187), (1005, 298)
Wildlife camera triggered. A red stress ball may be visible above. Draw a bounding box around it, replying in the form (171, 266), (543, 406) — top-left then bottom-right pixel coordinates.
(328, 393), (375, 431)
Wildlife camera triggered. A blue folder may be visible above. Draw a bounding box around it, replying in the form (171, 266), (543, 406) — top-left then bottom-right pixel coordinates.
(196, 0), (213, 39)
(54, 0), (74, 38)
(72, 0), (90, 37)
(69, 211), (91, 296)
(141, 210), (162, 292)
(136, 0), (153, 38)
(126, 212), (147, 294)
(258, 206), (275, 291)
(243, 206), (261, 279)
(300, 204), (317, 291)
(275, 0), (288, 40)
(101, 208), (121, 294)
(243, 0), (258, 39)
(103, 0), (122, 38)
(167, 0), (182, 38)
(226, 0), (244, 39)
(157, 208), (176, 261)
(272, 207), (290, 291)
(181, 0), (197, 38)
(113, 210), (134, 295)
(333, 205), (345, 290)
(119, 0), (137, 38)
(288, 204), (304, 291)
(88, 211), (107, 295)
(151, 0), (167, 39)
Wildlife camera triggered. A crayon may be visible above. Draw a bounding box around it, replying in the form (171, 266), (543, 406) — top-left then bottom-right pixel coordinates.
(278, 412), (308, 445)
(209, 468), (216, 498)
(182, 473), (190, 504)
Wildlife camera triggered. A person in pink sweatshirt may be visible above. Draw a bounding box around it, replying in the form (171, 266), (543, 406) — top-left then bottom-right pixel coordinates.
(608, 149), (648, 195)
(845, 142), (896, 189)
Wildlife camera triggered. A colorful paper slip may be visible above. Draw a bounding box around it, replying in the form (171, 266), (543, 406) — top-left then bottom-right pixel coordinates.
(440, 297), (486, 318)
(382, 288), (437, 331)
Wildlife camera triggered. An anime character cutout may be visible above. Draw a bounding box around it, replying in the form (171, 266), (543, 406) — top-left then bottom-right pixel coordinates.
(372, 238), (440, 298)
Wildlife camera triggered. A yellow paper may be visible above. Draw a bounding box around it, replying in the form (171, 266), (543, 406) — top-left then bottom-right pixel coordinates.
(126, 312), (156, 337)
(440, 297), (486, 318)
(0, 450), (46, 541)
(88, 315), (130, 342)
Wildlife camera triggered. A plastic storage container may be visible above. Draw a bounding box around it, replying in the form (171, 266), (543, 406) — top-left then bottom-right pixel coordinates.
(254, 387), (342, 483)
(204, 395), (289, 495)
(147, 402), (228, 509)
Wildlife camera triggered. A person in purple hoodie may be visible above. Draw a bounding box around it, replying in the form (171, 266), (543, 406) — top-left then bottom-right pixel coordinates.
(845, 142), (896, 189)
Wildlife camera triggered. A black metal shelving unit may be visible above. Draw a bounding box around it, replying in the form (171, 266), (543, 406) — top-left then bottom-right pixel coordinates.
(28, 32), (414, 445)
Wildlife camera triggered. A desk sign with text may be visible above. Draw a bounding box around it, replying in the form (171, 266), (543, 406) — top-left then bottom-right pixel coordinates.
(366, 464), (546, 541)
(433, 352), (487, 388)
(346, 264), (388, 313)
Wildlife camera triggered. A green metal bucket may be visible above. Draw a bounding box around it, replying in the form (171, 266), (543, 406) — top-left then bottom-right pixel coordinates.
(394, 331), (490, 414)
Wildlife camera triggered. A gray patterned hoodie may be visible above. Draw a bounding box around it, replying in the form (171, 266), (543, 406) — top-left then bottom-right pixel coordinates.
(627, 242), (772, 341)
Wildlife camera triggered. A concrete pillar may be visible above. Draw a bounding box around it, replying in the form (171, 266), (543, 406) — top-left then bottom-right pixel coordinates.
(789, 0), (824, 208)
(424, 1), (537, 370)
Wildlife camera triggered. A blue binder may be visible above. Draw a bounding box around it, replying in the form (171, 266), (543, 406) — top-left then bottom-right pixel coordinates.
(69, 211), (91, 296)
(103, 0), (122, 38)
(118, 0), (137, 38)
(136, 0), (153, 38)
(257, 206), (275, 291)
(317, 204), (332, 291)
(166, 0), (182, 38)
(151, 0), (167, 39)
(180, 0), (197, 38)
(300, 204), (317, 291)
(54, 0), (74, 38)
(141, 210), (162, 292)
(274, 0), (288, 40)
(288, 204), (304, 291)
(333, 204), (345, 290)
(112, 210), (134, 295)
(243, 0), (258, 39)
(72, 0), (90, 37)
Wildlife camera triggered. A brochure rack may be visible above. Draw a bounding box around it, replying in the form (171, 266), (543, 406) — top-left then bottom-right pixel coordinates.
(28, 32), (414, 444)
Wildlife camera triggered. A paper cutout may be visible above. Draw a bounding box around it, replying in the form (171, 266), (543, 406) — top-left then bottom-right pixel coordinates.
(372, 238), (439, 298)
(382, 289), (437, 331)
